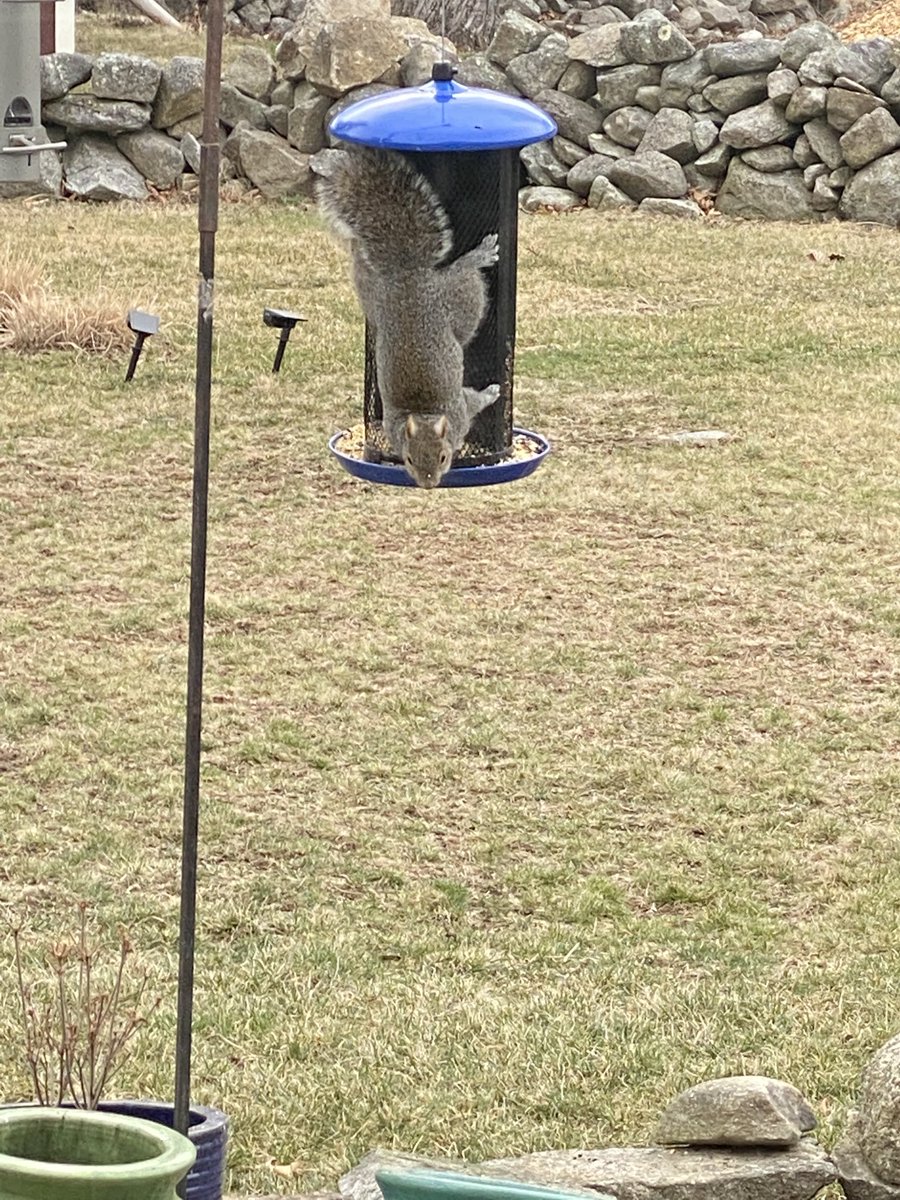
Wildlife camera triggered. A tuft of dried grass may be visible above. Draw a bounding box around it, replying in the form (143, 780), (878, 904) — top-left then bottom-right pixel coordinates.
(0, 289), (133, 355)
(0, 244), (132, 356)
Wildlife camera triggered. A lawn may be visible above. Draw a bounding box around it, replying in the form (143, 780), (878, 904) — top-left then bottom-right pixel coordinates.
(1, 194), (899, 1198)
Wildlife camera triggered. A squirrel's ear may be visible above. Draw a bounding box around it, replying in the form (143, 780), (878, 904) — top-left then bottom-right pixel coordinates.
(406, 415), (418, 436)
(434, 415), (449, 437)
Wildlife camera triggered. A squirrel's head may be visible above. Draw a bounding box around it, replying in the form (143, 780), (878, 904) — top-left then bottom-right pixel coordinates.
(402, 414), (452, 489)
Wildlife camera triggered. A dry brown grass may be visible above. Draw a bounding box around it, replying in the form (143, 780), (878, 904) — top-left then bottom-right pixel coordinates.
(0, 245), (133, 355)
(2, 200), (900, 1197)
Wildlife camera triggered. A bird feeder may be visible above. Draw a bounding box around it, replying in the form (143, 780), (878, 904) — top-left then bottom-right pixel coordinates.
(327, 64), (556, 489)
(0, 0), (66, 190)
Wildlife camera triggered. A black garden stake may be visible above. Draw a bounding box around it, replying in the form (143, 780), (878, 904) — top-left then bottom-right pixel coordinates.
(174, 0), (223, 1171)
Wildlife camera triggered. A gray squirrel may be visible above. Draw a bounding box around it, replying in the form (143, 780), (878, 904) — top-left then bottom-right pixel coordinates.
(316, 146), (500, 488)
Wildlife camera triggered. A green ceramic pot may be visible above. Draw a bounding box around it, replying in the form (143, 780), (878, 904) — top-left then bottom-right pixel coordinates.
(0, 1105), (196, 1200)
(375, 1169), (606, 1200)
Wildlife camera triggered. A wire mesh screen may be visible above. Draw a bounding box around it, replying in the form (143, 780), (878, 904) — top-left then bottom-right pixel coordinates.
(364, 146), (520, 467)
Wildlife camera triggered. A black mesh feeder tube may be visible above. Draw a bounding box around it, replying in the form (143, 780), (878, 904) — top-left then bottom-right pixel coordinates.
(326, 64), (556, 489)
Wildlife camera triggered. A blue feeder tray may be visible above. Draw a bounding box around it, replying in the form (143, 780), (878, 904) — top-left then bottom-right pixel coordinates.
(328, 74), (557, 152)
(328, 428), (550, 489)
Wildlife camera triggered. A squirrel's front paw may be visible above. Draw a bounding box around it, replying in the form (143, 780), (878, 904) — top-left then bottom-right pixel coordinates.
(475, 232), (499, 266)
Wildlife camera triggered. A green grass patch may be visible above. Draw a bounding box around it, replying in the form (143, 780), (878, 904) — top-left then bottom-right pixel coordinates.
(1, 198), (899, 1195)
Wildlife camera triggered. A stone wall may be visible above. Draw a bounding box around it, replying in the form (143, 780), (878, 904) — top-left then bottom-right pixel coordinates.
(12, 0), (900, 226)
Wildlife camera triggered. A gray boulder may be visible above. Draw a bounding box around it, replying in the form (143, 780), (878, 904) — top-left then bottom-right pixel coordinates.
(691, 141), (731, 176)
(219, 83), (268, 130)
(791, 131), (818, 167)
(654, 1077), (817, 1149)
(507, 33), (570, 96)
(702, 73), (769, 116)
(595, 64), (662, 112)
(812, 175), (839, 209)
(839, 107), (900, 169)
(639, 196), (703, 216)
(619, 11), (694, 64)
(692, 116), (718, 153)
(587, 132), (635, 158)
(659, 53), (713, 108)
(705, 38), (782, 76)
(719, 100), (796, 149)
(602, 105), (654, 147)
(798, 43), (892, 91)
(305, 17), (405, 97)
(840, 151), (900, 222)
(481, 1142), (836, 1200)
(180, 131), (201, 173)
(487, 10), (547, 67)
(588, 175), (638, 209)
(857, 1033), (900, 1184)
(784, 85), (827, 123)
(716, 157), (825, 219)
(881, 68), (900, 108)
(286, 82), (331, 154)
(42, 95), (150, 136)
(826, 86), (885, 133)
(116, 127), (184, 188)
(40, 52), (93, 102)
(608, 148), (687, 199)
(521, 140), (570, 186)
(566, 24), (628, 68)
(566, 153), (617, 194)
(638, 106), (696, 162)
(779, 21), (839, 71)
(455, 55), (521, 95)
(834, 1112), (900, 1200)
(804, 117), (844, 168)
(519, 185), (584, 211)
(741, 144), (797, 171)
(152, 57), (205, 129)
(635, 85), (662, 112)
(63, 134), (149, 201)
(91, 53), (161, 103)
(234, 128), (313, 198)
(534, 89), (604, 146)
(224, 44), (276, 101)
(558, 60), (599, 101)
(553, 135), (590, 165)
(767, 68), (800, 107)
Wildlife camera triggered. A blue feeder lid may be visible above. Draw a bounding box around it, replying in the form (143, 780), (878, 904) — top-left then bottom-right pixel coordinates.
(328, 66), (557, 152)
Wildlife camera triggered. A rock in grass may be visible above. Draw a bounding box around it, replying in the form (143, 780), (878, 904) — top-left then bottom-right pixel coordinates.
(837, 152), (900, 224)
(716, 158), (824, 221)
(834, 1110), (900, 1200)
(63, 134), (149, 201)
(839, 108), (900, 170)
(856, 1033), (900, 1184)
(608, 149), (687, 201)
(654, 1076), (817, 1148)
(482, 1142), (836, 1200)
(519, 185), (584, 212)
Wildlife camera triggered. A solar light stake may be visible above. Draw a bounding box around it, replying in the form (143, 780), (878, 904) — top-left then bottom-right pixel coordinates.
(174, 0), (223, 1172)
(263, 307), (305, 373)
(124, 309), (160, 381)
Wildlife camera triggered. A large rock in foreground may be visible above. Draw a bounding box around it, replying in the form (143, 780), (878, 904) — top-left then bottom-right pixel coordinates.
(482, 1143), (836, 1200)
(654, 1076), (817, 1148)
(839, 151), (900, 225)
(716, 157), (824, 220)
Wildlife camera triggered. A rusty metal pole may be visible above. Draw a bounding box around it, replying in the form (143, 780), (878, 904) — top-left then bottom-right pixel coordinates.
(175, 0), (223, 1154)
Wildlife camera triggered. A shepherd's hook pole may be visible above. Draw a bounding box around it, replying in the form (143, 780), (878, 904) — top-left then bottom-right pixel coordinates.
(175, 0), (224, 1165)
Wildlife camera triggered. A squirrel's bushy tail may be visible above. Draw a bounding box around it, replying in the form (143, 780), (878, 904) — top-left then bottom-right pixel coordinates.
(315, 147), (452, 272)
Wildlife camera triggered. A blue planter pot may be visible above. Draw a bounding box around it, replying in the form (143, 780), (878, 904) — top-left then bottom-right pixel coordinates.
(92, 1102), (228, 1200)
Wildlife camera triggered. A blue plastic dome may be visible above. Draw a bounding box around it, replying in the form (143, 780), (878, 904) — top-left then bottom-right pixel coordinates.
(328, 72), (557, 152)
